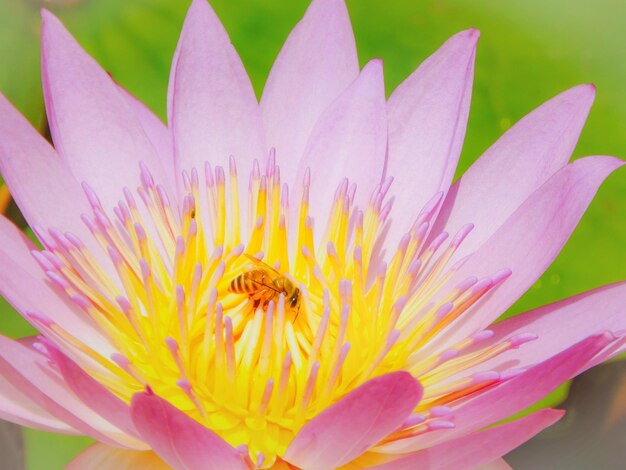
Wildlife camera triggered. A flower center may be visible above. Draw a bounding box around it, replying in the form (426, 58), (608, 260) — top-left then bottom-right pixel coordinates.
(30, 156), (532, 467)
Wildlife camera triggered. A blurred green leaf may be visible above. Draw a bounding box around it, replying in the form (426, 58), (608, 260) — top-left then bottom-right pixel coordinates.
(0, 0), (43, 124)
(0, 0), (625, 468)
(23, 429), (92, 470)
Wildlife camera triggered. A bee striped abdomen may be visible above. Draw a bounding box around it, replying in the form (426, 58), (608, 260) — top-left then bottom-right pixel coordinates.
(229, 270), (270, 294)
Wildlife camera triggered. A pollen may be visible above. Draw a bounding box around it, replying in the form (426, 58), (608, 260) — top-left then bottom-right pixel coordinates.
(30, 154), (527, 467)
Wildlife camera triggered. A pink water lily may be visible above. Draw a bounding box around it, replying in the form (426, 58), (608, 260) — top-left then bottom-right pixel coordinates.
(0, 0), (624, 468)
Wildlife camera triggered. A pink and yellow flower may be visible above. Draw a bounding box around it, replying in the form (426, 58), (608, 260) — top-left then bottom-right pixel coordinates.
(0, 0), (624, 468)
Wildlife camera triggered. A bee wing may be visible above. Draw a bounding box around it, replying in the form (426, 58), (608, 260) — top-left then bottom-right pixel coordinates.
(243, 254), (283, 277)
(247, 275), (283, 294)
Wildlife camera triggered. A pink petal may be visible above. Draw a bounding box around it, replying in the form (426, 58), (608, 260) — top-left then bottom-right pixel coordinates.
(130, 390), (246, 470)
(0, 215), (114, 357)
(295, 59), (387, 233)
(477, 459), (513, 470)
(260, 0), (359, 185)
(448, 333), (612, 442)
(67, 444), (169, 470)
(385, 29), (477, 246)
(168, 0), (265, 192)
(0, 93), (95, 245)
(41, 11), (170, 210)
(476, 281), (626, 373)
(0, 334), (142, 448)
(433, 85), (596, 261)
(46, 344), (140, 440)
(0, 93), (120, 279)
(0, 372), (77, 434)
(378, 333), (612, 454)
(284, 371), (422, 469)
(374, 409), (563, 470)
(117, 86), (175, 190)
(432, 156), (623, 350)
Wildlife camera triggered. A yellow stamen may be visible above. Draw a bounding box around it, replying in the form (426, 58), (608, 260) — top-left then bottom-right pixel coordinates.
(35, 160), (525, 467)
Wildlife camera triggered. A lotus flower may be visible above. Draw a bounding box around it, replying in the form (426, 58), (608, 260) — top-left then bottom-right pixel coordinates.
(0, 0), (624, 468)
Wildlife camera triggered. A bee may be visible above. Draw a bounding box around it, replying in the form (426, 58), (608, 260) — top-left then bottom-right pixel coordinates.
(229, 255), (301, 314)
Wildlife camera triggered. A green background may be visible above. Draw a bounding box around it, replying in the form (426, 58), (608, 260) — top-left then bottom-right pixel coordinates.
(1, 0), (625, 468)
